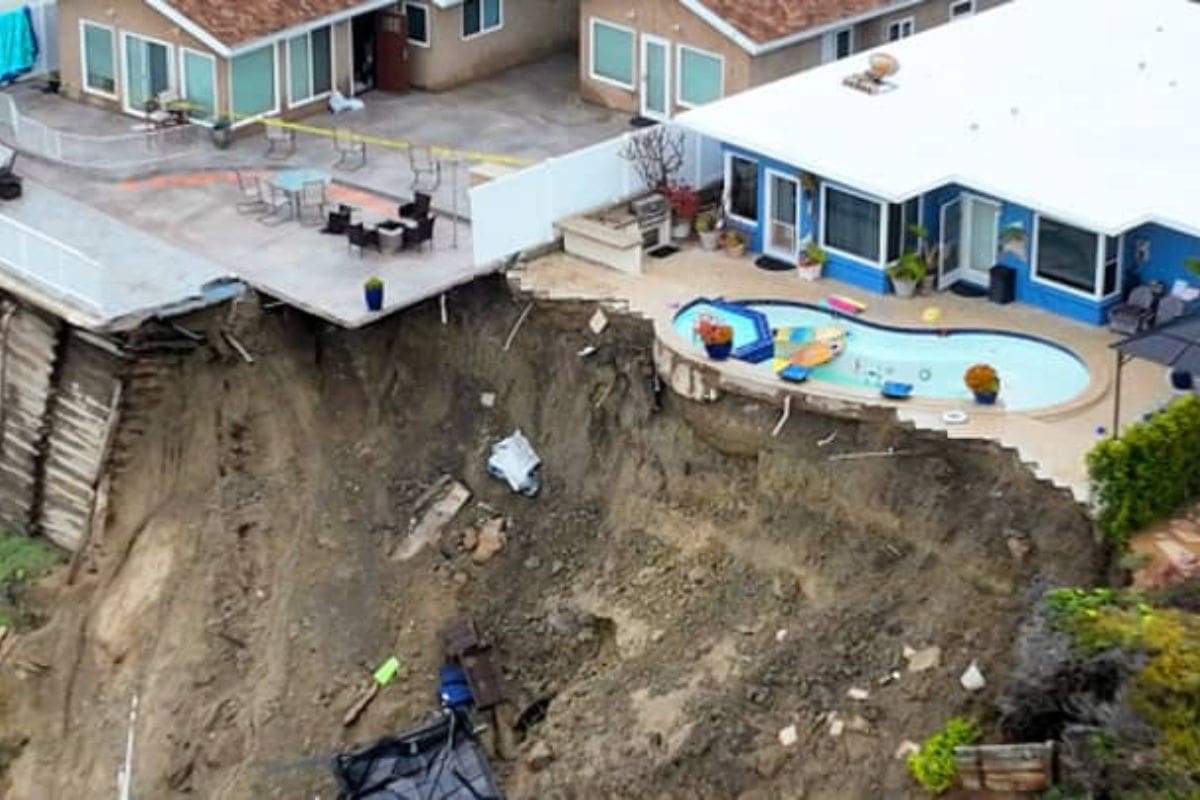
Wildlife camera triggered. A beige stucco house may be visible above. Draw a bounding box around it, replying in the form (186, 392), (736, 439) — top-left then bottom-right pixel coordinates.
(56, 0), (577, 127)
(580, 0), (1007, 120)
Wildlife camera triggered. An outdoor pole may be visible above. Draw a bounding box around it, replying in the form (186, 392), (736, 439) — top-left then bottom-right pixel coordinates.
(1111, 349), (1123, 439)
(451, 159), (459, 250)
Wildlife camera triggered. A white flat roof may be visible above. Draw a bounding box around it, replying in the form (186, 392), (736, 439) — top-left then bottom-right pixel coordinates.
(676, 0), (1200, 238)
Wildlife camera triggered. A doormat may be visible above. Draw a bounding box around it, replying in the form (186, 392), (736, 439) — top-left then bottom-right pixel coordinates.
(648, 245), (679, 258)
(755, 255), (796, 272)
(630, 116), (660, 129)
(949, 282), (988, 298)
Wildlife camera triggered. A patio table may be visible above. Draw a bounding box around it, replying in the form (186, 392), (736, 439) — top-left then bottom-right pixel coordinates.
(272, 168), (332, 218)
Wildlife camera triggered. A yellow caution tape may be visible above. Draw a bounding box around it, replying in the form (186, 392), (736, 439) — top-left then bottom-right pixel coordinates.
(259, 117), (532, 167)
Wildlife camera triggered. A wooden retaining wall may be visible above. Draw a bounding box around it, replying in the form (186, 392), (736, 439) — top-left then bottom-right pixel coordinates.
(0, 297), (124, 551)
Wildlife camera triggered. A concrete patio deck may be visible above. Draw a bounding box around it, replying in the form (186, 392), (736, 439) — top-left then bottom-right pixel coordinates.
(512, 247), (1170, 501)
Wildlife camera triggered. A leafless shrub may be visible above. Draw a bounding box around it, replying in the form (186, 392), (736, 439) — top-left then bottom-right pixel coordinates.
(618, 127), (685, 192)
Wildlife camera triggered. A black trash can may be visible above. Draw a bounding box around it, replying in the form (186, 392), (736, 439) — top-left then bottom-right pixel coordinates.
(989, 264), (1016, 305)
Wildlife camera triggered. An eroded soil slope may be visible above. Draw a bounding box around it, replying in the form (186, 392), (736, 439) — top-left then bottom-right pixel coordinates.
(0, 278), (1102, 798)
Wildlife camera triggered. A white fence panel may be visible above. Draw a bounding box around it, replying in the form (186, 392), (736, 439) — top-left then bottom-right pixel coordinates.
(0, 214), (107, 315)
(470, 126), (725, 268)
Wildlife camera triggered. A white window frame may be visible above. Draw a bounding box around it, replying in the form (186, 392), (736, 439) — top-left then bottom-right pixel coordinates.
(1029, 213), (1124, 300)
(724, 152), (760, 226)
(819, 182), (888, 268)
(675, 44), (724, 109)
(887, 17), (916, 41)
(119, 31), (177, 118)
(285, 25), (335, 109)
(405, 2), (431, 48)
(588, 17), (636, 91)
(178, 46), (217, 126)
(821, 26), (854, 63)
(462, 0), (503, 40)
(79, 19), (118, 100)
(949, 0), (975, 19)
(228, 42), (281, 129)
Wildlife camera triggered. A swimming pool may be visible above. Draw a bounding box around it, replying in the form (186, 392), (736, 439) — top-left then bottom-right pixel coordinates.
(672, 300), (1091, 412)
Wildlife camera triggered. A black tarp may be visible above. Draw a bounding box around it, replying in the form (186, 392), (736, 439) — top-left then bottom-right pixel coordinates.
(1113, 312), (1200, 373)
(331, 711), (502, 800)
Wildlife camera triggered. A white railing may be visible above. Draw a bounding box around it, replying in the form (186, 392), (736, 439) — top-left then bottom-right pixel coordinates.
(470, 125), (724, 267)
(0, 212), (107, 316)
(0, 92), (200, 172)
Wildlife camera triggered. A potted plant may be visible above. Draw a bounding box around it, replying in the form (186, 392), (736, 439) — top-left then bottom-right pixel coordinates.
(886, 251), (927, 298)
(695, 212), (720, 251)
(721, 229), (748, 257)
(364, 277), (384, 312)
(964, 363), (1000, 405)
(211, 116), (234, 150)
(43, 70), (61, 94)
(695, 315), (734, 360)
(666, 185), (700, 240)
(798, 241), (828, 282)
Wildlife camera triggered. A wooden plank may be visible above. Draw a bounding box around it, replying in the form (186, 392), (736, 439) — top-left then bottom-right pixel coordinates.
(955, 742), (1054, 792)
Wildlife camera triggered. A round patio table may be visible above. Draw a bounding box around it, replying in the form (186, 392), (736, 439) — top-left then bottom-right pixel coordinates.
(272, 168), (331, 193)
(271, 168), (332, 219)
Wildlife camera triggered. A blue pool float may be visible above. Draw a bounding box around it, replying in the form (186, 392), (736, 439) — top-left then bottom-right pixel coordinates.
(881, 381), (914, 399)
(778, 365), (811, 383)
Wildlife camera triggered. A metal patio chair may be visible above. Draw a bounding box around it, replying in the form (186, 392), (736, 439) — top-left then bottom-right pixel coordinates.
(332, 127), (367, 171)
(255, 178), (293, 226)
(265, 124), (296, 160)
(409, 146), (442, 194)
(1108, 285), (1156, 334)
(298, 180), (328, 226)
(234, 170), (267, 214)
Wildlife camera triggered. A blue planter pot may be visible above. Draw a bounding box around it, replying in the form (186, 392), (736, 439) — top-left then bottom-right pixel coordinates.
(364, 284), (384, 311)
(705, 341), (733, 360)
(973, 391), (998, 405)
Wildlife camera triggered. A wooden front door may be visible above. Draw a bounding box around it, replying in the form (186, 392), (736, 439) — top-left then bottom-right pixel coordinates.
(376, 10), (410, 93)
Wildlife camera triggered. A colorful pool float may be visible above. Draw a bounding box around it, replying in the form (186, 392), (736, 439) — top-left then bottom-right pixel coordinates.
(825, 295), (867, 315)
(773, 337), (846, 370)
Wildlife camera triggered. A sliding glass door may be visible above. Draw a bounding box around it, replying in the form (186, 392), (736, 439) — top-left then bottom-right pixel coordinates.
(123, 33), (173, 114)
(765, 171), (799, 261)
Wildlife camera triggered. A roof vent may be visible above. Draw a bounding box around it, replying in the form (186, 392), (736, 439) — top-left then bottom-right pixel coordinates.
(844, 53), (900, 95)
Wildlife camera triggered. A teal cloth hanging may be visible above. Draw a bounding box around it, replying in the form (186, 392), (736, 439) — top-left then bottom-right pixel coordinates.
(0, 7), (39, 85)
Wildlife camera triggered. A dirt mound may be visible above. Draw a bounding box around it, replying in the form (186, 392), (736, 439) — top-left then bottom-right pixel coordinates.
(0, 278), (1102, 798)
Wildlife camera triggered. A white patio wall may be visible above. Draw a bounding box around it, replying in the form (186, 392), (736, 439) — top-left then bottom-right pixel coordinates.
(470, 126), (723, 268)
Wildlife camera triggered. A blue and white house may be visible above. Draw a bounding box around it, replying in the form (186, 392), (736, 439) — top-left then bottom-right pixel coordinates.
(671, 0), (1200, 325)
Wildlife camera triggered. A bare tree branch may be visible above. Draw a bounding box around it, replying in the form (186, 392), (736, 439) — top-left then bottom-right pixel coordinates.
(619, 127), (686, 192)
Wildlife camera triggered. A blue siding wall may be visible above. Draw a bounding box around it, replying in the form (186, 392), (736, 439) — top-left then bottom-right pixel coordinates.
(719, 144), (1200, 325)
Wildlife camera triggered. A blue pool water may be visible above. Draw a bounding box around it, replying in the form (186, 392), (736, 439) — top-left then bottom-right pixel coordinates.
(673, 300), (1091, 411)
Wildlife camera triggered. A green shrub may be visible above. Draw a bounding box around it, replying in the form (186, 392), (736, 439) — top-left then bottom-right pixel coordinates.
(1086, 396), (1200, 547)
(0, 533), (61, 584)
(908, 716), (981, 794)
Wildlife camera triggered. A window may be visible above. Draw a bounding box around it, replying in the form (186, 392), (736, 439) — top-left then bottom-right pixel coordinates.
(80, 21), (116, 97)
(727, 155), (758, 222)
(1103, 236), (1121, 296)
(677, 45), (723, 107)
(822, 27), (853, 63)
(230, 43), (277, 121)
(590, 18), (634, 89)
(886, 197), (921, 261)
(288, 26), (332, 106)
(406, 2), (430, 46)
(1034, 215), (1102, 294)
(949, 0), (974, 19)
(463, 0), (502, 38)
(887, 17), (915, 41)
(181, 49), (216, 122)
(824, 185), (883, 262)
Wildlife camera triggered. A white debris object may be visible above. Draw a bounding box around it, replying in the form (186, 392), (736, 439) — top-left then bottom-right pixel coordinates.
(905, 645), (942, 673)
(778, 724), (798, 747)
(487, 430), (542, 497)
(828, 718), (845, 738)
(589, 308), (609, 335)
(775, 629), (788, 643)
(328, 90), (365, 113)
(847, 687), (870, 701)
(577, 345), (598, 358)
(960, 661), (987, 692)
(894, 740), (921, 760)
(480, 392), (496, 408)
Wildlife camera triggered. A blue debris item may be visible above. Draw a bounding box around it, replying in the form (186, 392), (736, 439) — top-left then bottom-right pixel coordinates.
(0, 7), (38, 85)
(881, 381), (914, 399)
(439, 665), (474, 710)
(708, 299), (775, 363)
(778, 365), (810, 383)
